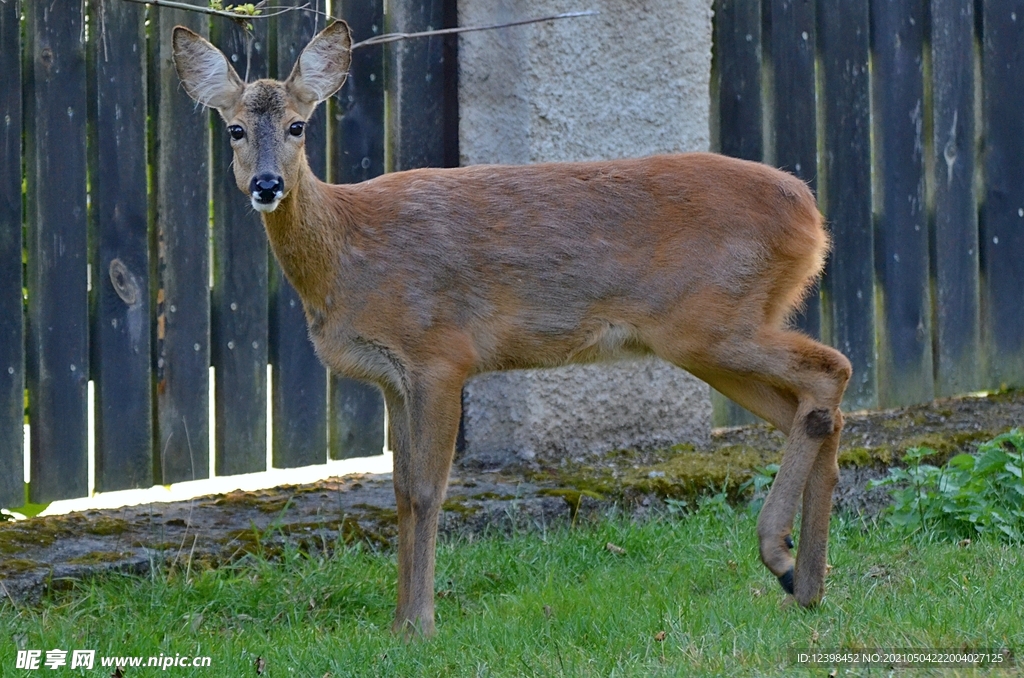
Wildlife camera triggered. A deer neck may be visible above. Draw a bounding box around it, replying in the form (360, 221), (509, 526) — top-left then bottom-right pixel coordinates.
(260, 166), (347, 311)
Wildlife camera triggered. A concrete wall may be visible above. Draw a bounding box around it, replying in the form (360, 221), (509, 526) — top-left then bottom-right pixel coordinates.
(457, 0), (715, 466)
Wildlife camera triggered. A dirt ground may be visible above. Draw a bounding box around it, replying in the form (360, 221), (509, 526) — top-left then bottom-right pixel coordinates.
(1, 389), (1021, 604)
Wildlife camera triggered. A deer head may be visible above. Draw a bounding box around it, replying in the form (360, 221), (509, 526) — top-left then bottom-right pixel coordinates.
(171, 21), (352, 212)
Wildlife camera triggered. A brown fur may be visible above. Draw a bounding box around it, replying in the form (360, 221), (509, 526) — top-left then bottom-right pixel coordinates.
(173, 21), (852, 638)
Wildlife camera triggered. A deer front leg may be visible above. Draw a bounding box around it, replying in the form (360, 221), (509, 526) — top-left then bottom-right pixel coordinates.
(389, 370), (464, 639)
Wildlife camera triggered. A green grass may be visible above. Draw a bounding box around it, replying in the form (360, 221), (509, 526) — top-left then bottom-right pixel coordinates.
(1, 507), (1021, 677)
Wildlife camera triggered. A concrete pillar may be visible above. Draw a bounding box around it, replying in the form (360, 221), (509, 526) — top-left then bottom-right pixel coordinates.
(457, 0), (715, 466)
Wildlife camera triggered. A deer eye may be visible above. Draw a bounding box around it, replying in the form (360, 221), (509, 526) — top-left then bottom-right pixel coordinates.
(227, 125), (245, 141)
(289, 121), (305, 137)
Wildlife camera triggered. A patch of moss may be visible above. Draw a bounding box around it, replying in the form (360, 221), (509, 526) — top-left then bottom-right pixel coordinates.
(470, 492), (516, 501)
(0, 558), (46, 576)
(537, 488), (605, 518)
(131, 540), (178, 551)
(620, 445), (767, 500)
(66, 551), (132, 566)
(85, 517), (129, 536)
(837, 429), (995, 468)
(214, 491), (263, 509)
(441, 497), (481, 517)
(0, 517), (71, 555)
(256, 498), (292, 514)
(837, 446), (883, 467)
(351, 503), (398, 526)
(897, 430), (992, 462)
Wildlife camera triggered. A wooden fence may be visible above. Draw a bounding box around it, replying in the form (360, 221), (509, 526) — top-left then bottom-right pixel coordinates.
(713, 0), (1024, 424)
(3, 0), (1024, 506)
(0, 0), (458, 506)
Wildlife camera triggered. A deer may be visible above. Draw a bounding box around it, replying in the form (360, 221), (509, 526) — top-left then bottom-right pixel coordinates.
(172, 20), (852, 638)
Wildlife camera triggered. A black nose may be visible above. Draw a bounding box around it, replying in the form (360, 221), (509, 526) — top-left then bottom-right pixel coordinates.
(250, 174), (283, 203)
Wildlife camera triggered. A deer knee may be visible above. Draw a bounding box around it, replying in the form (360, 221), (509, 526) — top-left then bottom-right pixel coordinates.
(803, 408), (833, 438)
(802, 405), (846, 439)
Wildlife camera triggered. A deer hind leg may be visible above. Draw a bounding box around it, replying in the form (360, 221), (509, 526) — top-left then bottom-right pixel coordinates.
(387, 369), (464, 639)
(680, 330), (850, 606)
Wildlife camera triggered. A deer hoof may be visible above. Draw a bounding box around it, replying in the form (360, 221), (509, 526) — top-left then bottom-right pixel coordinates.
(777, 567), (795, 595)
(785, 534), (794, 550)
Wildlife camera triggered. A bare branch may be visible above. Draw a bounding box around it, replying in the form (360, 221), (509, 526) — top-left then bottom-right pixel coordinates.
(119, 0), (309, 21)
(118, 0), (598, 49)
(351, 11), (601, 50)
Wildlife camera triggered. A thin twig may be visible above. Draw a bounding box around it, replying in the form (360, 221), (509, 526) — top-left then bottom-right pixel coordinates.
(351, 11), (600, 50)
(120, 0), (308, 21)
(119, 0), (598, 49)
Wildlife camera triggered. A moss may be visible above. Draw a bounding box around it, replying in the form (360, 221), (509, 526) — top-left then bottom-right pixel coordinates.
(0, 517), (70, 555)
(441, 497), (481, 517)
(537, 488), (605, 518)
(837, 446), (882, 467)
(897, 430), (992, 460)
(256, 498), (292, 514)
(351, 503), (398, 526)
(214, 491), (264, 509)
(85, 517), (129, 536)
(131, 540), (178, 551)
(66, 551), (132, 566)
(470, 492), (516, 501)
(0, 557), (46, 576)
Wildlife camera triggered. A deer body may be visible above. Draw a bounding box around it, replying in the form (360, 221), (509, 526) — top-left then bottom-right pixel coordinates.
(173, 22), (852, 638)
(269, 155), (824, 383)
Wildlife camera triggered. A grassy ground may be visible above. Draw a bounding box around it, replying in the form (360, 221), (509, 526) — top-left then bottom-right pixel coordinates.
(1, 502), (1020, 677)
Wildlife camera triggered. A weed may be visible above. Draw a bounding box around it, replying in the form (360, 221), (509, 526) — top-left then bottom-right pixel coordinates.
(869, 429), (1024, 542)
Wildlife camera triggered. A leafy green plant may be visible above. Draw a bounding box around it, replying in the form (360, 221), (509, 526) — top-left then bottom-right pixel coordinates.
(869, 429), (1024, 542)
(739, 463), (779, 514)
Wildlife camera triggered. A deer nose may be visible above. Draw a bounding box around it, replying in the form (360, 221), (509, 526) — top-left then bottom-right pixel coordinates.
(250, 174), (284, 203)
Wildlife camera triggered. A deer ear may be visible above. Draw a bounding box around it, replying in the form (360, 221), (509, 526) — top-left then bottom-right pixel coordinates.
(285, 20), (352, 109)
(172, 26), (245, 113)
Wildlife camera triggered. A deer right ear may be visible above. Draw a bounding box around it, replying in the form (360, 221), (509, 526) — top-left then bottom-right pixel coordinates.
(285, 20), (353, 111)
(172, 26), (245, 113)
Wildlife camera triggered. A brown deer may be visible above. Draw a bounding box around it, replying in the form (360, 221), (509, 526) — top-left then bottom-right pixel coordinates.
(172, 20), (851, 637)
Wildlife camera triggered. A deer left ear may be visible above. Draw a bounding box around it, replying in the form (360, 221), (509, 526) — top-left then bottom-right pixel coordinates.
(285, 20), (353, 110)
(172, 26), (245, 113)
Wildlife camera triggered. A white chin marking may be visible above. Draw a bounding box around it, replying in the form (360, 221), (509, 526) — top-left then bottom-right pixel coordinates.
(251, 197), (281, 213)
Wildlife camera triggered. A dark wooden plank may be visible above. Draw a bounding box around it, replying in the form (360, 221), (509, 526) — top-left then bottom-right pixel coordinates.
(385, 0), (454, 170)
(870, 0), (933, 408)
(0, 0), (24, 508)
(269, 1), (329, 468)
(714, 0), (763, 161)
(335, 0), (385, 182)
(769, 0), (820, 339)
(24, 0), (89, 502)
(930, 0), (980, 396)
(326, 0), (388, 460)
(818, 0), (876, 410)
(712, 0), (763, 426)
(89, 0), (153, 492)
(211, 18), (269, 476)
(151, 2), (211, 483)
(981, 0), (1024, 389)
